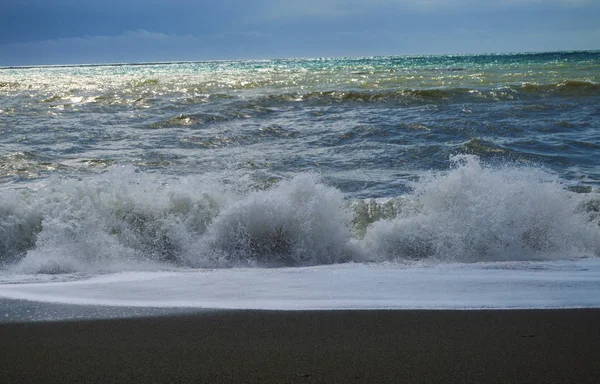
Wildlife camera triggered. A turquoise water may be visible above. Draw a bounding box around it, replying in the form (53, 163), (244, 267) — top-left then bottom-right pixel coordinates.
(0, 51), (599, 271)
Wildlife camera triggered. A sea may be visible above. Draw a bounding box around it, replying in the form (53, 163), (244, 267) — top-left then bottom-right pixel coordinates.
(1, 51), (599, 321)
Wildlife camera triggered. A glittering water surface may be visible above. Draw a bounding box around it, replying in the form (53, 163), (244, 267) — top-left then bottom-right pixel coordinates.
(1, 52), (599, 191)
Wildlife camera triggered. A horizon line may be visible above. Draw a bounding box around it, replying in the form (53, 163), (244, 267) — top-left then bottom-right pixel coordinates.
(1, 49), (598, 71)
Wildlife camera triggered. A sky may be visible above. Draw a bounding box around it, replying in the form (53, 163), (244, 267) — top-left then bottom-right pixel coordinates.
(0, 0), (599, 66)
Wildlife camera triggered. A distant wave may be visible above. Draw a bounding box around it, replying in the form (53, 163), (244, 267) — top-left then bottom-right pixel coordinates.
(520, 81), (600, 96)
(1, 156), (598, 274)
(3, 65), (598, 108)
(252, 81), (600, 106)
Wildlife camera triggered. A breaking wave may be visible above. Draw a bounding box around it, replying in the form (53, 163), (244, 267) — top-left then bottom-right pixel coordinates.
(360, 155), (599, 262)
(1, 156), (598, 274)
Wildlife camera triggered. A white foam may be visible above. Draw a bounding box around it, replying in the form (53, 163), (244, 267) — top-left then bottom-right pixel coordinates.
(201, 173), (356, 265)
(1, 259), (600, 309)
(1, 156), (599, 274)
(362, 155), (600, 262)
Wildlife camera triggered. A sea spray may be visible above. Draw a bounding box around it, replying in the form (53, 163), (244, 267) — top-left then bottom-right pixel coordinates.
(361, 155), (600, 262)
(6, 166), (231, 273)
(201, 173), (356, 266)
(1, 157), (599, 274)
(0, 189), (42, 265)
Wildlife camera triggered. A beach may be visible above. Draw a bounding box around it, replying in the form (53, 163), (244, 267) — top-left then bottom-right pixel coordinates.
(1, 52), (599, 383)
(2, 309), (600, 383)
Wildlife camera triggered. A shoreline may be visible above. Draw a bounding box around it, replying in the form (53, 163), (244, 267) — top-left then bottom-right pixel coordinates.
(2, 308), (599, 383)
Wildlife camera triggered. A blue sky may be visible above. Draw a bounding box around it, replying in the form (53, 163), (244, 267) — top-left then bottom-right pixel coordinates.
(1, 0), (599, 65)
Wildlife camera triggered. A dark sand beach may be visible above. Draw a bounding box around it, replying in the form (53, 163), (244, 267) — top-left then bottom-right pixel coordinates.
(2, 309), (599, 383)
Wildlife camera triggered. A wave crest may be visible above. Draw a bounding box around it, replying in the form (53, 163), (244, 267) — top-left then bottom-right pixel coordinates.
(203, 174), (355, 266)
(252, 81), (600, 106)
(362, 155), (600, 262)
(1, 157), (599, 273)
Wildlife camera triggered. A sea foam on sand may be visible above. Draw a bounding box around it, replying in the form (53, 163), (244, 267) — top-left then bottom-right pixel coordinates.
(1, 259), (600, 310)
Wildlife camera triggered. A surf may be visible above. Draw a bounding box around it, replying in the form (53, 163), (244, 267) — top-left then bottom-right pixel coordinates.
(1, 155), (597, 275)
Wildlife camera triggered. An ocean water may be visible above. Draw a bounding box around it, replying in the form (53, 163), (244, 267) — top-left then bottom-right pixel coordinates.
(1, 51), (599, 318)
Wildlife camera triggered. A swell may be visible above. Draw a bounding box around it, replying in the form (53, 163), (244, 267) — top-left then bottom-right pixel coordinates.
(521, 81), (600, 96)
(5, 75), (598, 112)
(253, 81), (600, 106)
(1, 156), (599, 274)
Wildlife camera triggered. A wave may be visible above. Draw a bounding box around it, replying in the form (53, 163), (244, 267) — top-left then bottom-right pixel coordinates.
(1, 156), (598, 273)
(252, 81), (600, 106)
(360, 156), (599, 262)
(10, 79), (598, 112)
(521, 81), (600, 96)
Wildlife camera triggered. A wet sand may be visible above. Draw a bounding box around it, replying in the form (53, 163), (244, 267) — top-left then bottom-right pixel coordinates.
(1, 309), (599, 383)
